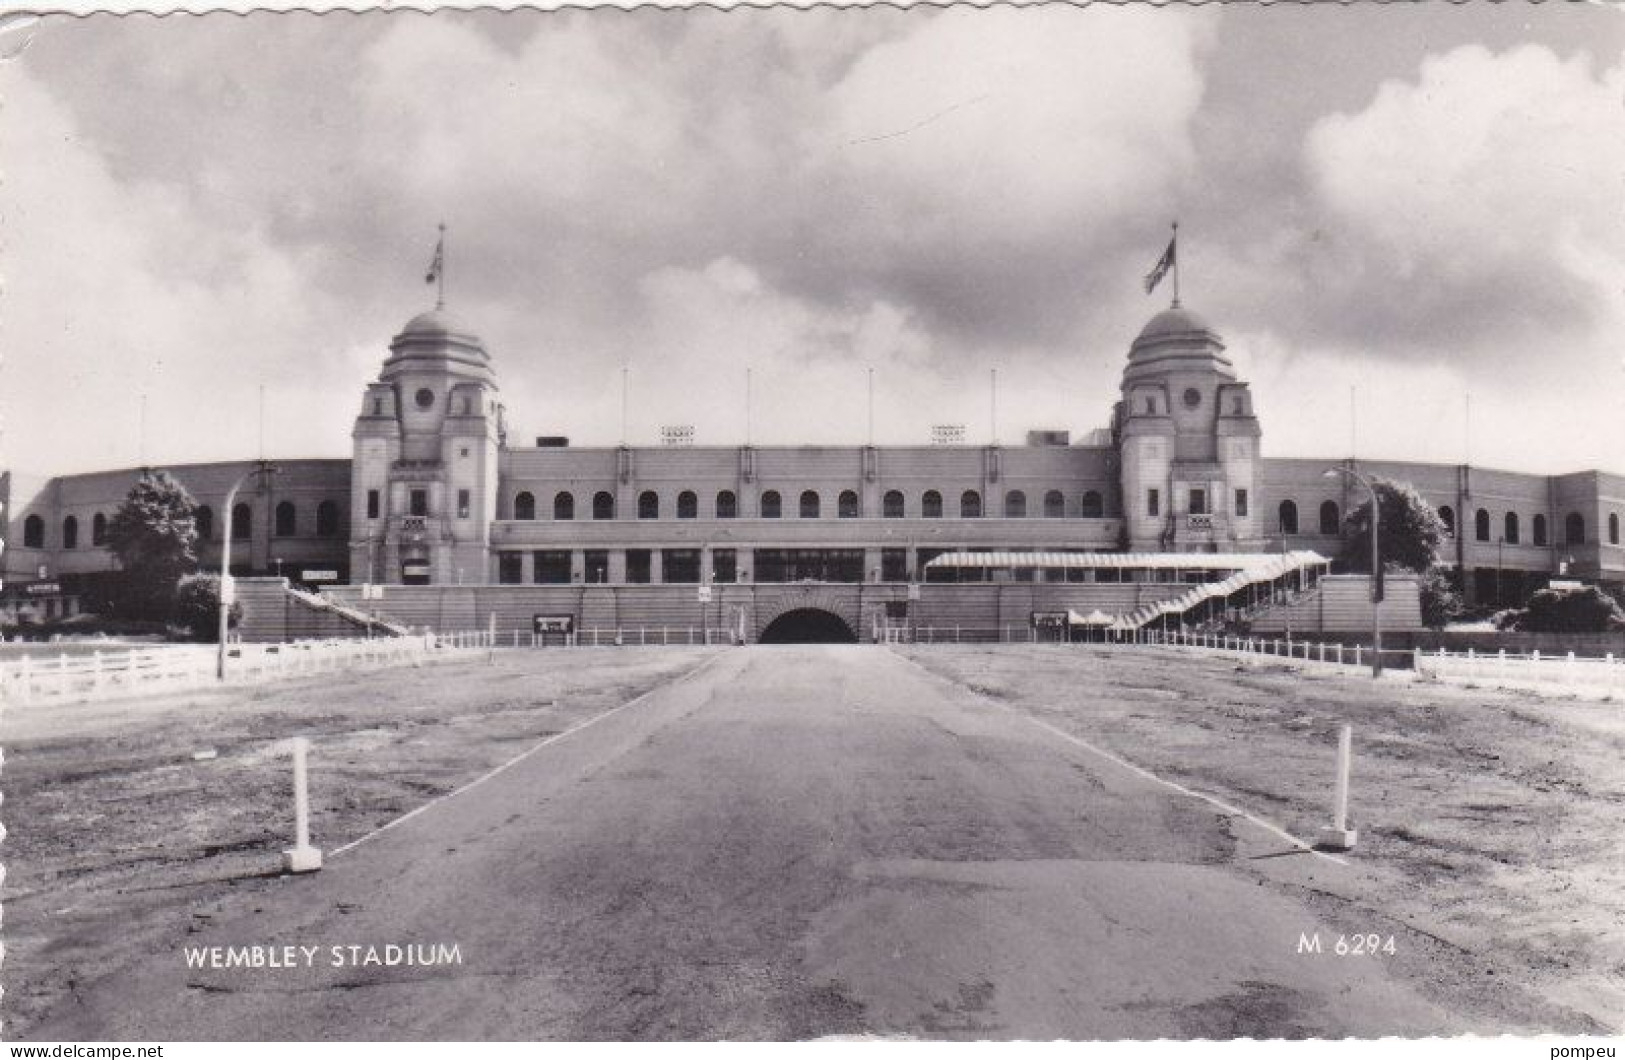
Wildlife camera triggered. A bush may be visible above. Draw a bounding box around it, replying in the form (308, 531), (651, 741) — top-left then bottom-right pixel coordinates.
(1418, 567), (1463, 629)
(1497, 585), (1625, 634)
(174, 573), (241, 642)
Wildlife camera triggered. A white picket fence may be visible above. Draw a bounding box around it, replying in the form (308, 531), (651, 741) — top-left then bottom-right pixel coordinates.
(501, 627), (735, 648)
(1140, 628), (1623, 700)
(0, 631), (496, 705)
(1412, 645), (1623, 700)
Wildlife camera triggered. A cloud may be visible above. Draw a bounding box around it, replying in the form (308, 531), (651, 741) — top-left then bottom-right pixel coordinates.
(6, 12), (1622, 480)
(1300, 44), (1625, 356)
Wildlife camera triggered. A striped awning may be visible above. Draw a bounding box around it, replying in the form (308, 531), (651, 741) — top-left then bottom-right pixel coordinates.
(924, 551), (1329, 571)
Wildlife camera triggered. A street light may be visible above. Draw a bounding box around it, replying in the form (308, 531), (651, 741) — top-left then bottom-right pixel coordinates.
(1323, 465), (1382, 677)
(217, 461), (277, 680)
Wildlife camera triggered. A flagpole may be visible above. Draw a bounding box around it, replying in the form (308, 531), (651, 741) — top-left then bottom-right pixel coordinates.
(436, 222), (446, 309)
(1170, 221), (1180, 308)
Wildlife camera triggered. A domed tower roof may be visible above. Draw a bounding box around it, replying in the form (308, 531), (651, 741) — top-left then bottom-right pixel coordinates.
(380, 306), (495, 385)
(1123, 302), (1235, 384)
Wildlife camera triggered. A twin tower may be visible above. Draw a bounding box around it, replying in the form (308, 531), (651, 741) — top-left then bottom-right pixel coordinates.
(348, 302), (1263, 586)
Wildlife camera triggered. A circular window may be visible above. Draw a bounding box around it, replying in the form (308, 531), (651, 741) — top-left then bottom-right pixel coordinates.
(1182, 387), (1201, 409)
(414, 387), (435, 410)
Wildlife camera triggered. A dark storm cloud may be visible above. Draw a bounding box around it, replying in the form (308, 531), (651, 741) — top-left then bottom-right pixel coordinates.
(5, 5), (1623, 476)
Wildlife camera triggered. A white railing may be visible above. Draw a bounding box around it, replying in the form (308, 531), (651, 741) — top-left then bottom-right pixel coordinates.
(1136, 628), (1408, 675)
(0, 632), (495, 705)
(504, 627), (735, 648)
(1137, 629), (1623, 700)
(1411, 645), (1622, 700)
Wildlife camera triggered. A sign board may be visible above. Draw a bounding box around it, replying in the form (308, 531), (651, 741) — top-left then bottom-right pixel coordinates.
(1031, 611), (1069, 628)
(906, 583), (921, 601)
(1549, 579), (1585, 592)
(533, 615), (575, 634)
(303, 569), (340, 583)
(402, 562), (430, 576)
(220, 575), (235, 604)
(24, 581), (62, 596)
(696, 585), (713, 603)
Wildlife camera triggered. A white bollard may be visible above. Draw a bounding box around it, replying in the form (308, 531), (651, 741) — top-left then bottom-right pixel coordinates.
(282, 737), (323, 874)
(1317, 723), (1357, 851)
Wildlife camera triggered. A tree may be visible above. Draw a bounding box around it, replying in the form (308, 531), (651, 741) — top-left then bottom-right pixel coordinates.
(174, 572), (240, 641)
(1340, 478), (1458, 628)
(1339, 478), (1447, 575)
(105, 470), (199, 619)
(1498, 585), (1625, 633)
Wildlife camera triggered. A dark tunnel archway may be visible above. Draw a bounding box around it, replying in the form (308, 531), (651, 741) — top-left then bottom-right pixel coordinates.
(758, 608), (858, 644)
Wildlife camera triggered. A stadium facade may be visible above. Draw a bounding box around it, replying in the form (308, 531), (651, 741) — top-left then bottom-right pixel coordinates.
(4, 302), (1621, 639)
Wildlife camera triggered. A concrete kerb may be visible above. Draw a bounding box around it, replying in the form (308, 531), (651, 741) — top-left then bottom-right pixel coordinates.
(886, 647), (1350, 867)
(323, 650), (728, 861)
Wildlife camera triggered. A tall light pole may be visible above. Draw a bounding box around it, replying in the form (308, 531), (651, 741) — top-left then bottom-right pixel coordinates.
(1323, 466), (1381, 677)
(217, 461), (277, 679)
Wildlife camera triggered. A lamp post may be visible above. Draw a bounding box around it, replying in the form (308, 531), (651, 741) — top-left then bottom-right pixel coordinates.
(217, 461), (277, 680)
(1323, 466), (1381, 677)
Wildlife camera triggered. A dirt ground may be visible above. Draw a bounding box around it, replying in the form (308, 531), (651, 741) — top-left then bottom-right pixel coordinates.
(901, 644), (1625, 1032)
(1, 646), (717, 1037)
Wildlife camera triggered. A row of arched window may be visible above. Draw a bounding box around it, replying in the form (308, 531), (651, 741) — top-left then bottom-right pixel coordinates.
(19, 500), (343, 549)
(1275, 500), (1342, 537)
(1449, 506), (1607, 548)
(510, 488), (1110, 521)
(1273, 499), (1619, 548)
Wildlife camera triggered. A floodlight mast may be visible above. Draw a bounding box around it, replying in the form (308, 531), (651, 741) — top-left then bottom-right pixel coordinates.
(217, 461), (278, 680)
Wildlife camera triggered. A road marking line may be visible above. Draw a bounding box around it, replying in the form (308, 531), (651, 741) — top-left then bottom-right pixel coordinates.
(889, 649), (1349, 867)
(328, 651), (728, 859)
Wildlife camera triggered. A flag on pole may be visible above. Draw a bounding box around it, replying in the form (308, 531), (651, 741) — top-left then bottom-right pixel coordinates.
(1143, 234), (1176, 295)
(425, 231), (444, 286)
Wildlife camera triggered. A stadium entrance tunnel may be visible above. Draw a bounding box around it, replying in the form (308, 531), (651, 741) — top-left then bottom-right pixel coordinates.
(759, 608), (858, 645)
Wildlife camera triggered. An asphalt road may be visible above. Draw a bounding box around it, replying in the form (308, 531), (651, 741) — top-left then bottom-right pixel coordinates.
(32, 646), (1535, 1039)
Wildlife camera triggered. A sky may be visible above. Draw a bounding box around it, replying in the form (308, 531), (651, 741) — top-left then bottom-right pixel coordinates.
(4, 4), (1624, 477)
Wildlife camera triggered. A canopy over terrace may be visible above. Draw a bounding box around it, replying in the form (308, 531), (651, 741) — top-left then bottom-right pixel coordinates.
(923, 551), (1331, 580)
(924, 550), (1333, 632)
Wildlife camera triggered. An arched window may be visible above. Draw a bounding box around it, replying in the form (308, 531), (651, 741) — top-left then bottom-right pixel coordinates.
(1319, 500), (1340, 536)
(960, 490), (982, 518)
(1504, 512), (1520, 545)
(838, 490), (859, 518)
(1278, 500), (1299, 535)
(554, 492), (575, 521)
(1611, 513), (1621, 546)
(1004, 491), (1026, 518)
(1044, 490), (1065, 518)
(800, 490), (821, 519)
(922, 490), (943, 519)
(1475, 508), (1491, 542)
(761, 490), (782, 519)
(1565, 512), (1585, 546)
(316, 500), (340, 537)
(592, 491), (615, 520)
(232, 503), (252, 540)
(638, 491), (660, 519)
(1533, 514), (1548, 546)
(91, 512), (107, 546)
(716, 490), (737, 519)
(274, 501), (297, 537)
(514, 492), (536, 521)
(677, 491), (698, 519)
(1438, 506), (1455, 537)
(1080, 491), (1104, 518)
(62, 515), (78, 550)
(22, 514), (43, 548)
(883, 490), (905, 518)
(196, 505), (213, 541)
